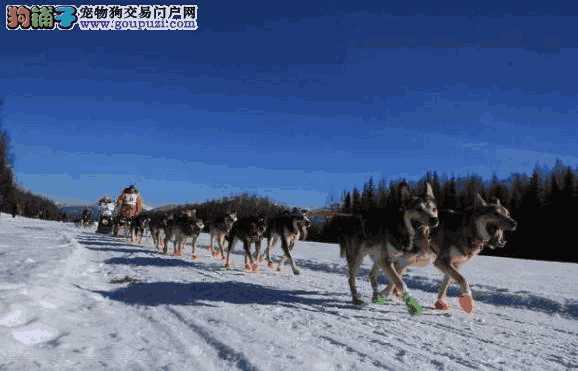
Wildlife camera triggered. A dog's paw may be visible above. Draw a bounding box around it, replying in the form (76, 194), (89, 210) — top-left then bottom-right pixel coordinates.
(434, 299), (450, 310)
(191, 255), (198, 260)
(352, 298), (365, 306)
(292, 269), (301, 275)
(458, 294), (475, 314)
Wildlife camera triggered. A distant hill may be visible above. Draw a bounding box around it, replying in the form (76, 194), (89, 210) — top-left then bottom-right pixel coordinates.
(60, 202), (153, 220)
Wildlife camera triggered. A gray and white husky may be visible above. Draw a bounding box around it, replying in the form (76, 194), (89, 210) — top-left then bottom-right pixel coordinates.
(208, 212), (238, 259)
(261, 208), (311, 274)
(335, 182), (439, 314)
(427, 195), (517, 313)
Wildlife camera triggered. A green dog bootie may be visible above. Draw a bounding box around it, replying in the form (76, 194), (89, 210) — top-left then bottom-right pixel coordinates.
(403, 292), (423, 316)
(373, 295), (387, 305)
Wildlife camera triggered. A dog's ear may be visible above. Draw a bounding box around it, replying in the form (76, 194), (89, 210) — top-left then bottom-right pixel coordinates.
(424, 182), (435, 200)
(474, 193), (487, 208)
(399, 182), (411, 205)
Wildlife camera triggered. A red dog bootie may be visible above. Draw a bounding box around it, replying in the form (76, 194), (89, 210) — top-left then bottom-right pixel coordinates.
(434, 299), (450, 310)
(458, 294), (475, 314)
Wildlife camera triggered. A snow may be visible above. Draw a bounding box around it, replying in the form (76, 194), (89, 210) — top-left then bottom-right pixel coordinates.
(0, 214), (577, 370)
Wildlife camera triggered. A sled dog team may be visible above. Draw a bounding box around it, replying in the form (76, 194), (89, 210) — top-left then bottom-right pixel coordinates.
(104, 182), (517, 315)
(143, 207), (311, 275)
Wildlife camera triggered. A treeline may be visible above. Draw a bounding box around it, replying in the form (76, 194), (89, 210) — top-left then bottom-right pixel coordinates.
(149, 193), (288, 224)
(0, 111), (61, 220)
(310, 161), (578, 263)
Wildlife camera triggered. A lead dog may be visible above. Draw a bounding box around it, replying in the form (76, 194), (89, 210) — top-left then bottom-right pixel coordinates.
(208, 212), (238, 259)
(335, 182), (439, 315)
(261, 208), (311, 274)
(224, 215), (267, 272)
(428, 195), (517, 313)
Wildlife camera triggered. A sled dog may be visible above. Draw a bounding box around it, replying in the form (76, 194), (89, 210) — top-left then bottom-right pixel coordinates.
(148, 212), (170, 251)
(224, 215), (267, 272)
(336, 182), (439, 314)
(208, 212), (238, 259)
(130, 213), (151, 244)
(163, 213), (205, 258)
(428, 195), (517, 313)
(261, 208), (311, 274)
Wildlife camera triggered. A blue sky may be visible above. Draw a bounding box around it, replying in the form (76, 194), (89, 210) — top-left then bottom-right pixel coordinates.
(1, 1), (578, 207)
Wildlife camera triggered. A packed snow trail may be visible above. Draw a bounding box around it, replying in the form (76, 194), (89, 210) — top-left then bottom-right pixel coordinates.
(1, 216), (577, 370)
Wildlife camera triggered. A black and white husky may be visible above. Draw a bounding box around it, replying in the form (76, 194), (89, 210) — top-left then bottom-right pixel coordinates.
(130, 213), (151, 244)
(148, 212), (169, 251)
(224, 215), (267, 272)
(335, 182), (439, 314)
(163, 212), (205, 258)
(261, 208), (311, 274)
(208, 212), (238, 259)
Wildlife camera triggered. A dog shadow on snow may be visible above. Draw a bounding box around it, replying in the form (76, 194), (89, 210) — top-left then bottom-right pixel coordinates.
(93, 280), (345, 308)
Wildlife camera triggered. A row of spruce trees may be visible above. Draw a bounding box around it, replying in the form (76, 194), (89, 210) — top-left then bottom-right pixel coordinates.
(309, 161), (578, 263)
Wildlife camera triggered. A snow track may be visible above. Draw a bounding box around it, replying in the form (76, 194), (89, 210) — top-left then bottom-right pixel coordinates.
(1, 215), (577, 370)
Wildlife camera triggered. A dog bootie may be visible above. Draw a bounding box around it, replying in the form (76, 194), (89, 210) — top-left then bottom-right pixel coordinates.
(403, 293), (423, 316)
(267, 261), (274, 269)
(191, 255), (197, 260)
(458, 294), (475, 314)
(372, 295), (388, 305)
(434, 299), (450, 310)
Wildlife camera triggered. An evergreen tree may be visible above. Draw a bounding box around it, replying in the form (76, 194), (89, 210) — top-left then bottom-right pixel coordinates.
(351, 187), (361, 213)
(342, 192), (352, 213)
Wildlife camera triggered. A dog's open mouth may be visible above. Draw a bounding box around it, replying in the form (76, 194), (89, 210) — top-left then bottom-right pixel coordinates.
(487, 225), (507, 249)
